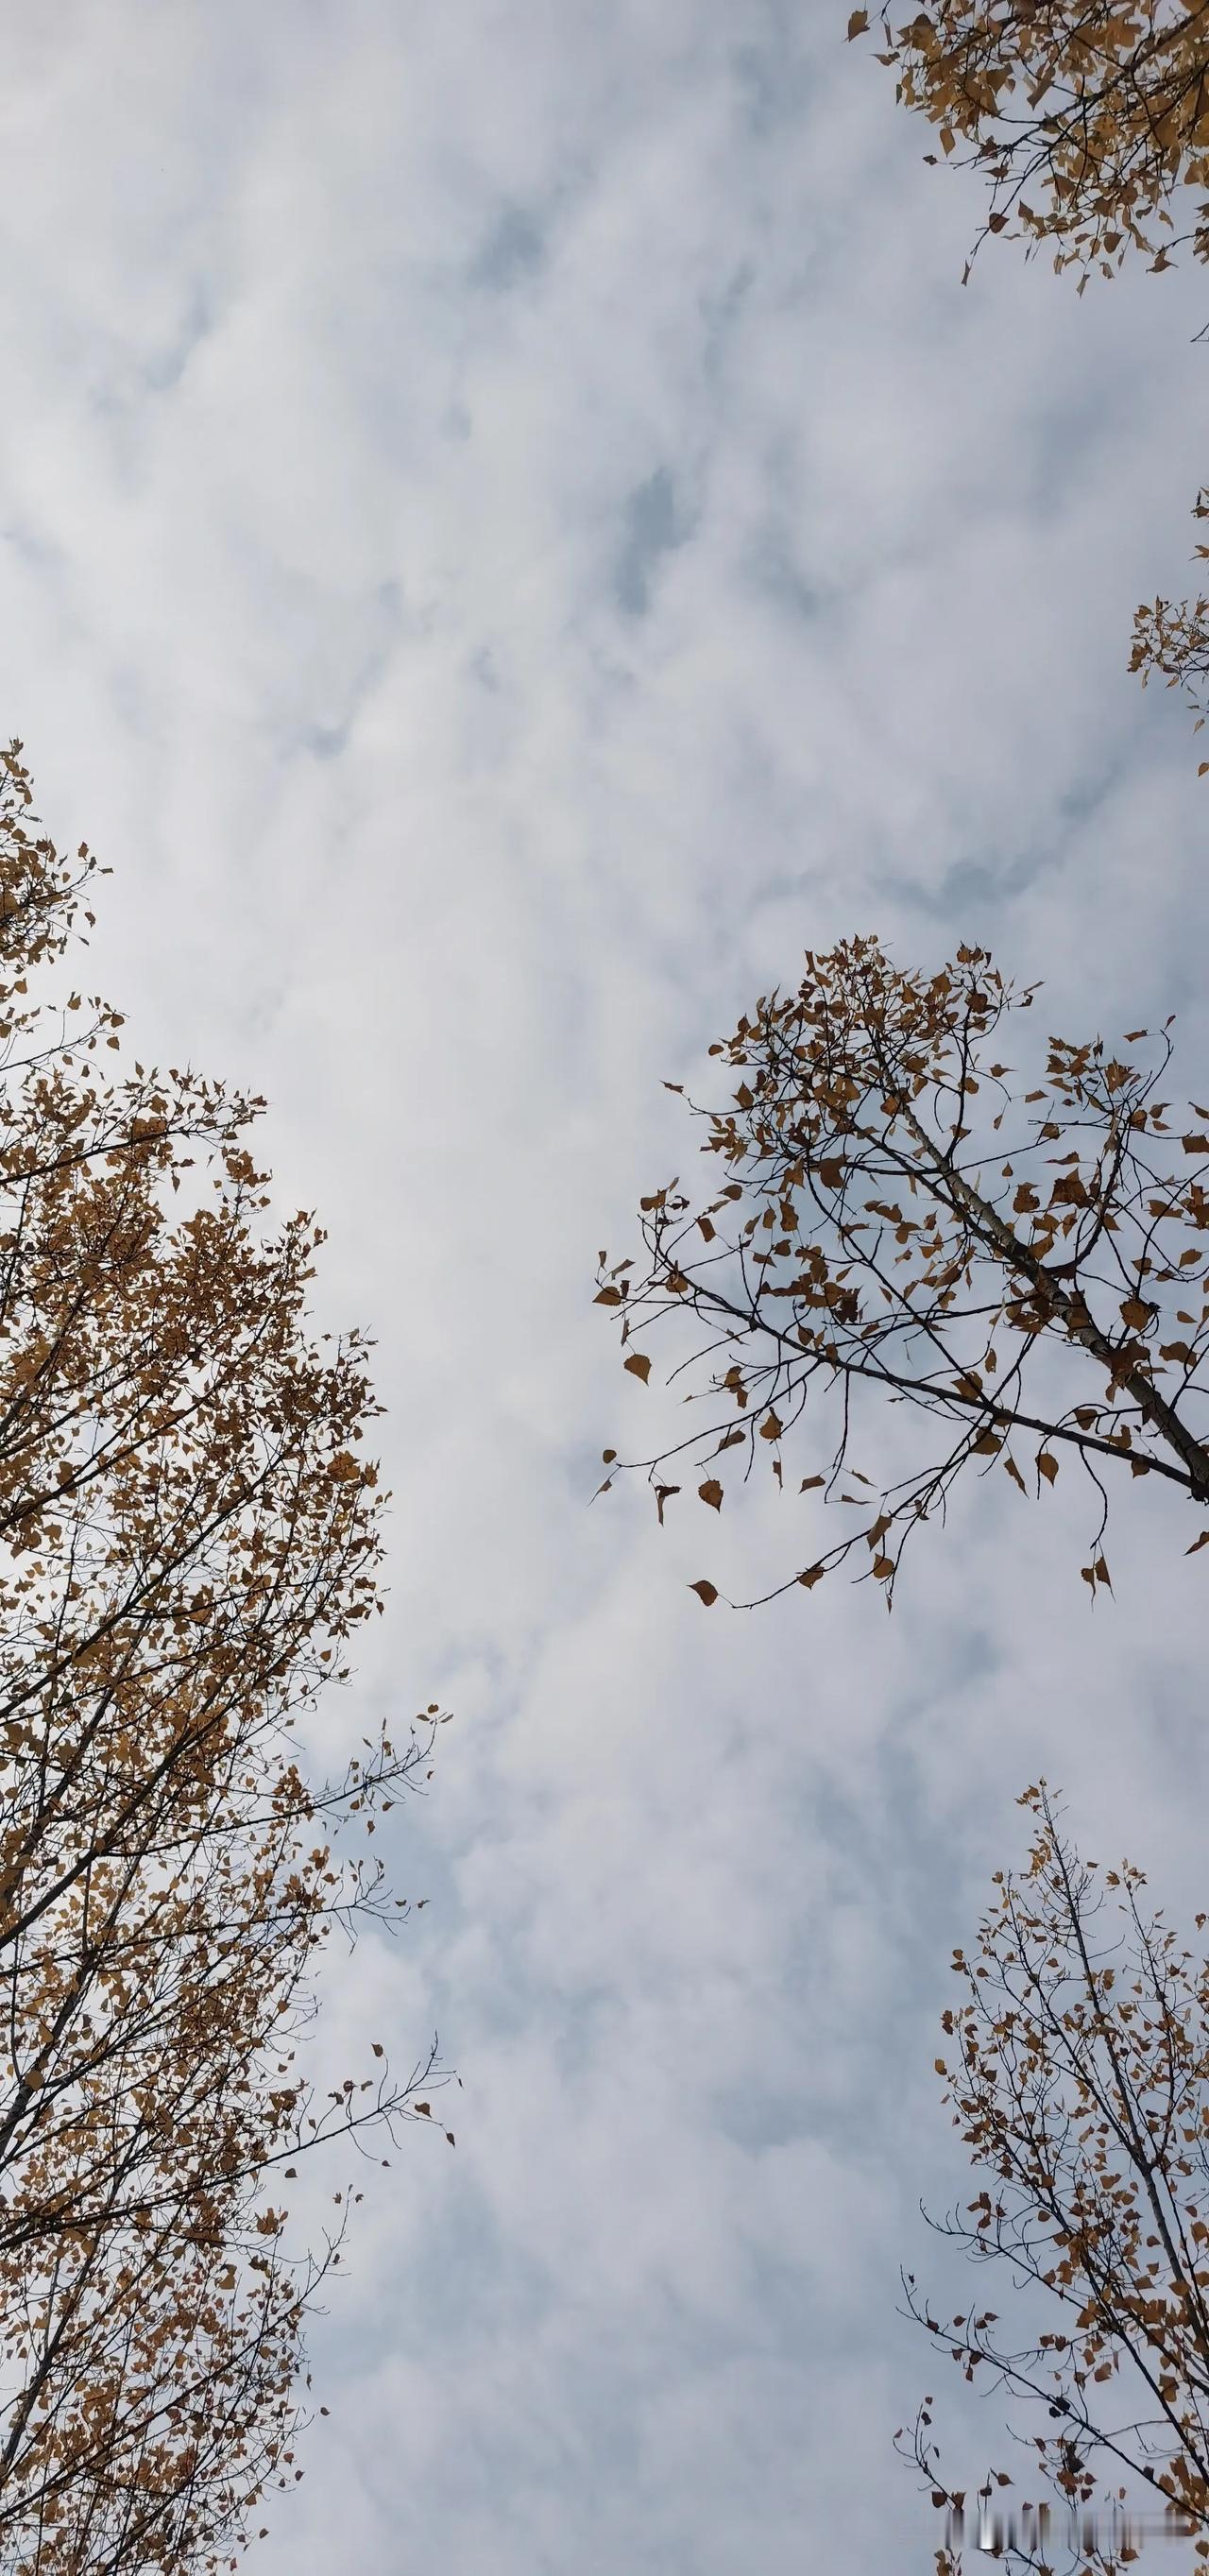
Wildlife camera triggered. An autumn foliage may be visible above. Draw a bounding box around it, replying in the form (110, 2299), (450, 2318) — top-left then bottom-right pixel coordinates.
(849, 1), (1209, 283)
(595, 936), (1209, 1609)
(904, 1785), (1209, 2568)
(0, 747), (447, 2573)
(1131, 483), (1209, 762)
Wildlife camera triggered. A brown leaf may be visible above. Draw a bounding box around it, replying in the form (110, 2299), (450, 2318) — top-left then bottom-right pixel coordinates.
(698, 1480), (724, 1510)
(797, 1564), (825, 1589)
(758, 1408), (784, 1442)
(1036, 1451), (1059, 1484)
(1003, 1455), (1027, 1493)
(623, 1352), (652, 1384)
(654, 1484), (680, 1526)
(799, 1474), (824, 1491)
(594, 1286), (622, 1305)
(846, 7), (869, 33)
(690, 1578), (719, 1607)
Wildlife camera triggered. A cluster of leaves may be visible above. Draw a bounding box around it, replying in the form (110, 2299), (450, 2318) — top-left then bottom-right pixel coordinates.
(0, 747), (451, 2575)
(847, 1), (1209, 284)
(595, 936), (1209, 1612)
(1131, 484), (1209, 757)
(902, 1784), (1209, 2571)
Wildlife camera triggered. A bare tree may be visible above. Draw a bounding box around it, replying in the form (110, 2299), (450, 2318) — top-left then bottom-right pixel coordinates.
(0, 745), (451, 2575)
(902, 1784), (1209, 2572)
(593, 935), (1209, 1610)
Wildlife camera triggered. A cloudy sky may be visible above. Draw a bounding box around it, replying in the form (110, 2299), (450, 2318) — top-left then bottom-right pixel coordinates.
(5, 5), (1209, 2567)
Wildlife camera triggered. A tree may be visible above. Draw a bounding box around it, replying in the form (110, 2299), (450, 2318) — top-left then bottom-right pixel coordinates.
(593, 935), (1209, 1611)
(901, 1784), (1209, 2571)
(847, 1), (1209, 285)
(1131, 484), (1209, 756)
(0, 745), (450, 2575)
(847, 7), (1209, 769)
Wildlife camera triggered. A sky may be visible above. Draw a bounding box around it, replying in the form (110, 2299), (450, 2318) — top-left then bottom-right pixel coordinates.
(4, 5), (1209, 2569)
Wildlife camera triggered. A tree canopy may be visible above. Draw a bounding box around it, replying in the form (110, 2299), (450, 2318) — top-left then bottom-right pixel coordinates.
(850, 2), (1209, 284)
(906, 1785), (1209, 2568)
(0, 746), (449, 2575)
(595, 936), (1209, 1610)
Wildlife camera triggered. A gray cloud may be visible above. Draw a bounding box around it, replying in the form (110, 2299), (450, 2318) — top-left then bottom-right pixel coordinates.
(615, 467), (690, 616)
(471, 204), (546, 292)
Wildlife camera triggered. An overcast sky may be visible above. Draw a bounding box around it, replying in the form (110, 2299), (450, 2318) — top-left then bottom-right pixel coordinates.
(5, 6), (1209, 2569)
